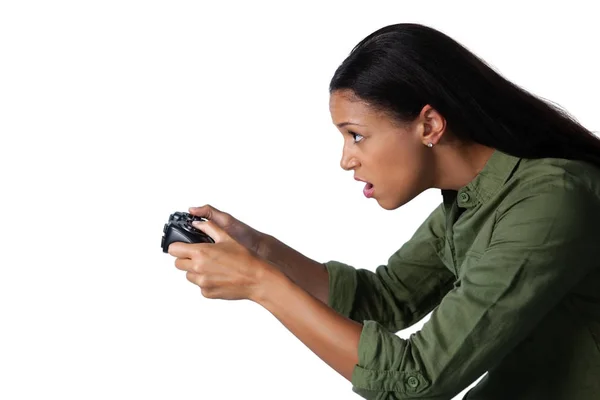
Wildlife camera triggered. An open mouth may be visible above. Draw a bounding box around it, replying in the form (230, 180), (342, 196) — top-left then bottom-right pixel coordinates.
(363, 182), (375, 198)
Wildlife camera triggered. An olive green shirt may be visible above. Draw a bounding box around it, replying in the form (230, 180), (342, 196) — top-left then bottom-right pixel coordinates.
(325, 150), (600, 399)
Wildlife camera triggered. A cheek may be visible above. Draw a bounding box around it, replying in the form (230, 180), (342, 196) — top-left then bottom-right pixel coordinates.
(379, 145), (421, 181)
(378, 146), (426, 203)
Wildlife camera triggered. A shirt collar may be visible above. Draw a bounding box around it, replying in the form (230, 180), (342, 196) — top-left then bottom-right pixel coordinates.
(441, 149), (521, 208)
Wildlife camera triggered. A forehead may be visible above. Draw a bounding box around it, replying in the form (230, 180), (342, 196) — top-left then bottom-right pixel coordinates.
(329, 90), (387, 125)
(330, 90), (367, 113)
(329, 90), (376, 123)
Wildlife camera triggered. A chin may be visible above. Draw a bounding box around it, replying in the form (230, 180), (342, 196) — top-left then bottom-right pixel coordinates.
(376, 193), (415, 210)
(375, 198), (402, 210)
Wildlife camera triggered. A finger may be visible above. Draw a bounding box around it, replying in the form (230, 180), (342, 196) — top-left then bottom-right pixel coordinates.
(200, 287), (218, 299)
(175, 254), (212, 274)
(168, 242), (206, 258)
(190, 219), (229, 243)
(186, 271), (211, 289)
(188, 204), (232, 226)
(186, 271), (199, 285)
(174, 257), (194, 272)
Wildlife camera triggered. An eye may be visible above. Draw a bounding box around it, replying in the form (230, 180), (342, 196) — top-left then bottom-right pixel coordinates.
(349, 131), (364, 143)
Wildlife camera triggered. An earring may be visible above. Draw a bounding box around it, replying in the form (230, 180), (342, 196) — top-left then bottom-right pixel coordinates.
(427, 142), (433, 148)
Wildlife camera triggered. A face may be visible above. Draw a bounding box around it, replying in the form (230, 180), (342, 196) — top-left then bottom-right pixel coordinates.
(329, 89), (438, 210)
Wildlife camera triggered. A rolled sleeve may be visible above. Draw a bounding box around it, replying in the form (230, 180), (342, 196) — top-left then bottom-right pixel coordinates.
(343, 182), (600, 399)
(352, 321), (432, 398)
(324, 260), (358, 318)
(324, 204), (454, 333)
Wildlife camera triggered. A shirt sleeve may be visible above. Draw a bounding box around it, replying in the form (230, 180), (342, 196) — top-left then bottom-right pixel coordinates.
(325, 203), (456, 333)
(348, 181), (600, 399)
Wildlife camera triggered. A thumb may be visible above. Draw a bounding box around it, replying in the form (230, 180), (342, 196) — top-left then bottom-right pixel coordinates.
(189, 204), (231, 226)
(191, 219), (228, 243)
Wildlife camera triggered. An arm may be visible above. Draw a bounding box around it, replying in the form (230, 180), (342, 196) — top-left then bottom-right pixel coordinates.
(253, 182), (600, 399)
(258, 208), (454, 320)
(326, 204), (455, 332)
(258, 233), (330, 304)
(256, 267), (363, 382)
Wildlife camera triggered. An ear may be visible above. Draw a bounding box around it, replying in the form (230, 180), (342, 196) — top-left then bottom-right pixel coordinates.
(419, 104), (446, 146)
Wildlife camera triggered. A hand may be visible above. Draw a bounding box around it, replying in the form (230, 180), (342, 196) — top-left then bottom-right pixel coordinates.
(167, 218), (277, 302)
(188, 204), (267, 258)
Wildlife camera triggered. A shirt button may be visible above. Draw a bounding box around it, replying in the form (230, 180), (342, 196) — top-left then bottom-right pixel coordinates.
(459, 192), (470, 202)
(407, 376), (419, 388)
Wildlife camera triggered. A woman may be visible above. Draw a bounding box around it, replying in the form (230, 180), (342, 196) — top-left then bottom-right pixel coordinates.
(167, 23), (600, 399)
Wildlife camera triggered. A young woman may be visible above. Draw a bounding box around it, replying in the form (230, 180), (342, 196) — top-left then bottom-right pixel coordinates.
(167, 23), (600, 399)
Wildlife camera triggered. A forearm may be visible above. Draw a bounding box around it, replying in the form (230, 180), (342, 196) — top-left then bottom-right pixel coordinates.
(254, 265), (362, 382)
(257, 234), (330, 305)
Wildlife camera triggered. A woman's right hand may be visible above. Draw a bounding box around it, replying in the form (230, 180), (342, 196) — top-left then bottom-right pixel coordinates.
(188, 204), (268, 258)
(189, 205), (330, 305)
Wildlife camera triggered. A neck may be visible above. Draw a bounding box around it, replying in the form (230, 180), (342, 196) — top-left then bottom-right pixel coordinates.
(433, 142), (496, 191)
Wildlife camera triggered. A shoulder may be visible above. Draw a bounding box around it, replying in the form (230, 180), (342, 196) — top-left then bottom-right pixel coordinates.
(492, 157), (600, 243)
(512, 157), (600, 195)
(498, 157), (600, 214)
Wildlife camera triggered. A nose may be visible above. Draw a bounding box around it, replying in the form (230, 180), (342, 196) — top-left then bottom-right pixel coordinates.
(340, 146), (359, 171)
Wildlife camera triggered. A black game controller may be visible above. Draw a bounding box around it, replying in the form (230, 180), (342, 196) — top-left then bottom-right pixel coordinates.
(161, 211), (215, 253)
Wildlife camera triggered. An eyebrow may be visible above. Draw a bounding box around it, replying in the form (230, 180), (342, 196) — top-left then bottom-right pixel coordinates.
(336, 122), (364, 128)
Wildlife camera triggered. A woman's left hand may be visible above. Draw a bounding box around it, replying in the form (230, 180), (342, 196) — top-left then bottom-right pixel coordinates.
(167, 219), (275, 302)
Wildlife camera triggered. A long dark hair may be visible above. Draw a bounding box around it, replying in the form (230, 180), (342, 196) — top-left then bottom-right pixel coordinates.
(330, 23), (600, 168)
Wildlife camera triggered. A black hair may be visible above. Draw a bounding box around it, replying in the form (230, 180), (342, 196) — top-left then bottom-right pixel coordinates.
(330, 23), (600, 168)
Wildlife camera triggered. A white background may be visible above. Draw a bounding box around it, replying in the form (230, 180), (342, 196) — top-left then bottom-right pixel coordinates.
(1, 1), (598, 399)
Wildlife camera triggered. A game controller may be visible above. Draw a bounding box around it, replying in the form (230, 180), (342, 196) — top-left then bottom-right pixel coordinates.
(161, 211), (215, 253)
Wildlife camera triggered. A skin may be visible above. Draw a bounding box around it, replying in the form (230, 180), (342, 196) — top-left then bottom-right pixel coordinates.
(331, 89), (497, 208)
(167, 89), (497, 383)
